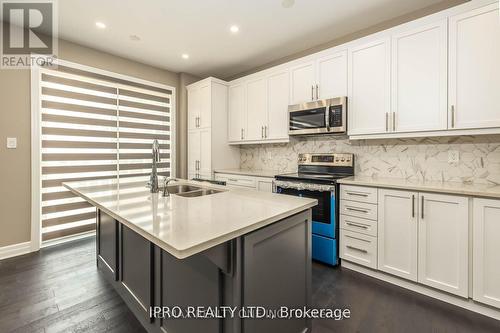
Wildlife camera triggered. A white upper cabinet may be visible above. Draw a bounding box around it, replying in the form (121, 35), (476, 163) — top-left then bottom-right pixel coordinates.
(449, 2), (500, 130)
(378, 189), (418, 282)
(348, 38), (391, 135)
(228, 69), (290, 144)
(188, 83), (211, 130)
(198, 84), (211, 128)
(290, 61), (315, 104)
(187, 87), (200, 130)
(316, 50), (348, 99)
(391, 20), (448, 133)
(418, 193), (469, 297)
(267, 71), (290, 140)
(473, 198), (500, 309)
(289, 50), (348, 105)
(246, 77), (268, 141)
(228, 84), (246, 142)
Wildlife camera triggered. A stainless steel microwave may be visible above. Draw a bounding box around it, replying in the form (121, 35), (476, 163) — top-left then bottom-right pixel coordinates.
(288, 97), (347, 136)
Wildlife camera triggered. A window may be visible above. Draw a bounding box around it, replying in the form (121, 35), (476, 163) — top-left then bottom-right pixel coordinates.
(32, 61), (175, 244)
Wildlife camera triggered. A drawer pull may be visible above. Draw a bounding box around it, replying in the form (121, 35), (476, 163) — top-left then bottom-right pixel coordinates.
(346, 221), (368, 229)
(345, 234), (370, 242)
(346, 191), (369, 197)
(228, 178), (238, 182)
(346, 206), (369, 214)
(346, 245), (368, 254)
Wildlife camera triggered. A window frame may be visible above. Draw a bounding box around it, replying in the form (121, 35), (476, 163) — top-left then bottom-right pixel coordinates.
(30, 58), (176, 250)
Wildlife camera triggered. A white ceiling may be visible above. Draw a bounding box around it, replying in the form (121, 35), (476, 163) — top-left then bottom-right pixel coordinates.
(57, 0), (445, 79)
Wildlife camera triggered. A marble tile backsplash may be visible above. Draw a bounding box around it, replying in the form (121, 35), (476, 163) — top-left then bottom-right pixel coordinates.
(240, 135), (500, 185)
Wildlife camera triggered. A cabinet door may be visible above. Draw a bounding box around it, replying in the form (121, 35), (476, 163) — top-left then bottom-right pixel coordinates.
(290, 61), (315, 104)
(199, 128), (212, 177)
(188, 87), (200, 130)
(378, 189), (418, 281)
(316, 50), (347, 99)
(267, 70), (289, 140)
(392, 20), (447, 133)
(418, 193), (468, 297)
(348, 38), (391, 135)
(246, 78), (268, 141)
(473, 198), (500, 309)
(198, 83), (212, 129)
(188, 129), (200, 176)
(256, 178), (273, 192)
(449, 3), (500, 130)
(228, 84), (246, 142)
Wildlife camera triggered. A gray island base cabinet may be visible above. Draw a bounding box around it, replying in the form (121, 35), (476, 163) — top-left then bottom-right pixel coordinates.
(96, 209), (312, 333)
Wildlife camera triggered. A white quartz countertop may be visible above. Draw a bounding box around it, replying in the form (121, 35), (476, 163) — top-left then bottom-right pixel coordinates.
(338, 176), (500, 199)
(214, 168), (279, 178)
(64, 177), (316, 259)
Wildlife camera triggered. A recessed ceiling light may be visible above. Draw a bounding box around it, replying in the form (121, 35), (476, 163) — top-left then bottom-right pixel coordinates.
(181, 54), (189, 59)
(282, 0), (295, 8)
(129, 35), (141, 41)
(95, 22), (106, 29)
(230, 25), (239, 33)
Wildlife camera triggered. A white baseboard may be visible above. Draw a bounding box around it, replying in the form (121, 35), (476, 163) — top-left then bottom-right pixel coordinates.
(341, 260), (500, 321)
(0, 241), (32, 261)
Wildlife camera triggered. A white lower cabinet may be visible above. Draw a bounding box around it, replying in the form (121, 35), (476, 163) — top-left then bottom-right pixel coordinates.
(340, 230), (377, 269)
(214, 173), (274, 192)
(378, 189), (418, 281)
(418, 193), (469, 297)
(473, 198), (500, 308)
(341, 185), (472, 299)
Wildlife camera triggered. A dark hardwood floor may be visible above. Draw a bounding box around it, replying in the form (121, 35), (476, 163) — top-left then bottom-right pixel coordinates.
(1, 237), (499, 333)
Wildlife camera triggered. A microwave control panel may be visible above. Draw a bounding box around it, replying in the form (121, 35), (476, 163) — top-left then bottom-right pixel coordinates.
(329, 105), (343, 127)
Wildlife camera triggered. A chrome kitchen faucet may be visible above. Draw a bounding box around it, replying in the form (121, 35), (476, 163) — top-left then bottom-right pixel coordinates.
(148, 139), (161, 193)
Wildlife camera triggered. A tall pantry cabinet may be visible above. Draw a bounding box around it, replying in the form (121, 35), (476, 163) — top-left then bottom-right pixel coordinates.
(186, 77), (239, 180)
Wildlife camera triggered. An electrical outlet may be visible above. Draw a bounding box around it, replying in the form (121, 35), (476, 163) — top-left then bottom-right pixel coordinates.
(6, 137), (17, 149)
(448, 150), (459, 164)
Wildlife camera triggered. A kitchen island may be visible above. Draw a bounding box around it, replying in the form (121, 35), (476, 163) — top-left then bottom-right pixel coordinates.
(64, 177), (316, 333)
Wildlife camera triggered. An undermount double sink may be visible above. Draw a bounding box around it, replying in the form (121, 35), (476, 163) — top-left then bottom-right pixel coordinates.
(162, 184), (224, 198)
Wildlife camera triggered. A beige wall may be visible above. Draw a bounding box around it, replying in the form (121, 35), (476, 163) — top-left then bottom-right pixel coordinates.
(177, 73), (201, 179)
(226, 0), (468, 80)
(0, 39), (183, 247)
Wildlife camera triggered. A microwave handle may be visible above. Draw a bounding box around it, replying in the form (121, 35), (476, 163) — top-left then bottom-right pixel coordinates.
(325, 107), (330, 130)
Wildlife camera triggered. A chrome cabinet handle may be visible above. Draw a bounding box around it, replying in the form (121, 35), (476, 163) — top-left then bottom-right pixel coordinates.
(346, 191), (368, 197)
(451, 105), (455, 128)
(392, 112), (396, 131)
(316, 84), (319, 100)
(346, 245), (368, 254)
(241, 128), (244, 140)
(412, 194), (415, 218)
(311, 85), (314, 101)
(346, 221), (369, 229)
(265, 126), (268, 138)
(421, 195), (425, 219)
(228, 178), (238, 182)
(261, 126), (264, 139)
(346, 206), (369, 214)
(385, 112), (389, 132)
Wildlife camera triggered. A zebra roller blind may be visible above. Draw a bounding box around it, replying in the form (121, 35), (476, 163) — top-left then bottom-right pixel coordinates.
(39, 64), (172, 242)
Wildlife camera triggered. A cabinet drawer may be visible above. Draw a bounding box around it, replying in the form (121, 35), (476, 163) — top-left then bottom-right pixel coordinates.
(340, 230), (377, 269)
(340, 200), (378, 221)
(341, 214), (377, 237)
(214, 173), (256, 189)
(341, 185), (378, 204)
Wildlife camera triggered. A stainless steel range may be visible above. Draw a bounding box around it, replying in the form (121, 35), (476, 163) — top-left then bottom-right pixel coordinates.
(274, 153), (355, 266)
